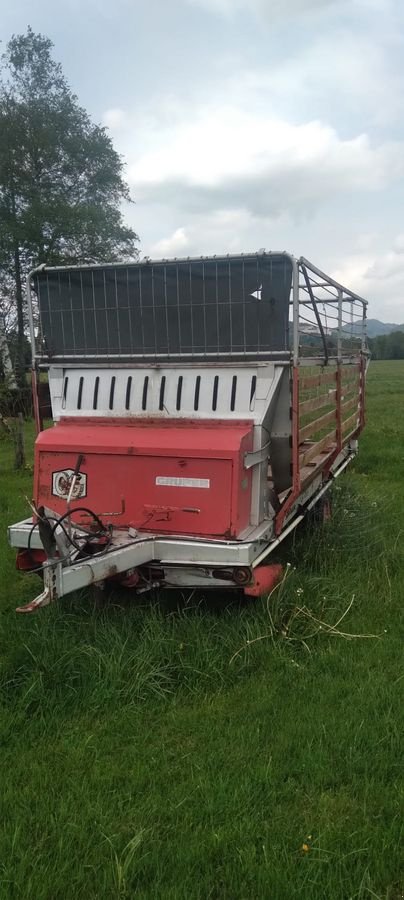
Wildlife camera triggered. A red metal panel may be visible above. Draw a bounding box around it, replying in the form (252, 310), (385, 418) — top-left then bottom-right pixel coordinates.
(244, 564), (283, 597)
(34, 419), (253, 539)
(35, 419), (251, 456)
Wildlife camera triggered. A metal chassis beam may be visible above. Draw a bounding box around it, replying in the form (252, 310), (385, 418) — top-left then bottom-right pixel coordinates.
(9, 524), (262, 564)
(9, 447), (355, 604)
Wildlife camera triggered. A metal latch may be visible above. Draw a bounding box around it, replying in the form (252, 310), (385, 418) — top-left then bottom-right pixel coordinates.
(244, 441), (270, 470)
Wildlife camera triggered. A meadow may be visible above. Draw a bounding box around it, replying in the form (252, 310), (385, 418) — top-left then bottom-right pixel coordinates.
(0, 360), (403, 899)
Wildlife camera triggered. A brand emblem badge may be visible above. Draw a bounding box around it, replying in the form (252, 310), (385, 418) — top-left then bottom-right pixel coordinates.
(52, 469), (87, 499)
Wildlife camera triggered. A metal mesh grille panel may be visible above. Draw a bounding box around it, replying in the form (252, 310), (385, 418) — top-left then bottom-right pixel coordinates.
(34, 254), (292, 361)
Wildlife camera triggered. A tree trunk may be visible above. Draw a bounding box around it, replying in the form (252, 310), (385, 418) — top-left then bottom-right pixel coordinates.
(0, 318), (17, 388)
(14, 243), (26, 389)
(13, 412), (25, 469)
(8, 177), (26, 390)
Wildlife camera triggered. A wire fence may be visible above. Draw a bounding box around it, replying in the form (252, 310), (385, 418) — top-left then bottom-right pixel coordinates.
(29, 254), (367, 365)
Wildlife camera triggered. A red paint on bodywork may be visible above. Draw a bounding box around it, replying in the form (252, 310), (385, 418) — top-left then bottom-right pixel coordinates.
(34, 418), (253, 539)
(16, 548), (46, 571)
(244, 563), (284, 597)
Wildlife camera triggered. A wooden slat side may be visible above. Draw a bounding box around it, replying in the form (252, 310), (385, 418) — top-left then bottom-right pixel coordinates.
(299, 432), (336, 466)
(340, 365), (360, 378)
(300, 371), (337, 390)
(341, 379), (360, 395)
(341, 396), (359, 416)
(299, 408), (336, 443)
(300, 456), (333, 485)
(341, 385), (359, 401)
(342, 411), (359, 433)
(299, 391), (336, 416)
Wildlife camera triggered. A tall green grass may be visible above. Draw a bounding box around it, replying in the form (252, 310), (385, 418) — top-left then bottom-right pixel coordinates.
(0, 361), (403, 899)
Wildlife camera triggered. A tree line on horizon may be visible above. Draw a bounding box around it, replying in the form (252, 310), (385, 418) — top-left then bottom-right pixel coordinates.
(367, 330), (404, 359)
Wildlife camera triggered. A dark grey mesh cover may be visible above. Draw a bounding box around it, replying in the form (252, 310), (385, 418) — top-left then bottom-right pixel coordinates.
(34, 254), (292, 361)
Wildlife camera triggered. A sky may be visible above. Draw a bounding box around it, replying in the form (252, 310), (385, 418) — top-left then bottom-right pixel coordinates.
(3, 0), (404, 320)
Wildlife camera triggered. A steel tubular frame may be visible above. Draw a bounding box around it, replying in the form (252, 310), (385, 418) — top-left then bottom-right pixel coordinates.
(25, 253), (368, 550)
(27, 253), (367, 364)
(274, 258), (367, 535)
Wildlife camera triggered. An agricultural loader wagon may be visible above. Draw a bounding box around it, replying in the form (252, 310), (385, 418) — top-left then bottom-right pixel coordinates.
(8, 251), (368, 612)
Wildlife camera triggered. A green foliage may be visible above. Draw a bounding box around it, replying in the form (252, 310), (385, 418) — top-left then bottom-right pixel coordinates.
(0, 329), (31, 373)
(0, 363), (403, 898)
(368, 329), (404, 359)
(0, 27), (138, 382)
(0, 380), (31, 417)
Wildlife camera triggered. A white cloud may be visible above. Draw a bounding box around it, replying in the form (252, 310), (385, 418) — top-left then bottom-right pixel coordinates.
(98, 0), (404, 322)
(186, 0), (345, 19)
(102, 107), (127, 129)
(392, 234), (404, 253)
(128, 105), (404, 218)
(145, 209), (270, 259)
(332, 256), (375, 298)
(233, 31), (404, 126)
(365, 238), (404, 281)
(333, 241), (404, 320)
(185, 0), (391, 19)
(116, 88), (404, 322)
(150, 226), (190, 257)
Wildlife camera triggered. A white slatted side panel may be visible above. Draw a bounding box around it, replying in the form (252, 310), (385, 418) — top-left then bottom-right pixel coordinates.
(49, 364), (284, 424)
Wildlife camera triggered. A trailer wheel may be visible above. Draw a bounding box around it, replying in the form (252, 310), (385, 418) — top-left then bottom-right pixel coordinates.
(306, 494), (332, 527)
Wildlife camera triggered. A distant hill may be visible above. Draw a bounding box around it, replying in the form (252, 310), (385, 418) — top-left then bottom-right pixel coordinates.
(342, 319), (404, 338)
(366, 319), (404, 337)
(298, 319), (404, 359)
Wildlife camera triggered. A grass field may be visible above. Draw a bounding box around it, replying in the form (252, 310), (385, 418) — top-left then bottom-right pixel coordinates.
(0, 360), (403, 900)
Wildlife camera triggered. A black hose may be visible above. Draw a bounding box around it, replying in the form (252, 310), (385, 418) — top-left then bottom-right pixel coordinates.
(25, 507), (109, 573)
(49, 506), (105, 540)
(26, 513), (60, 570)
